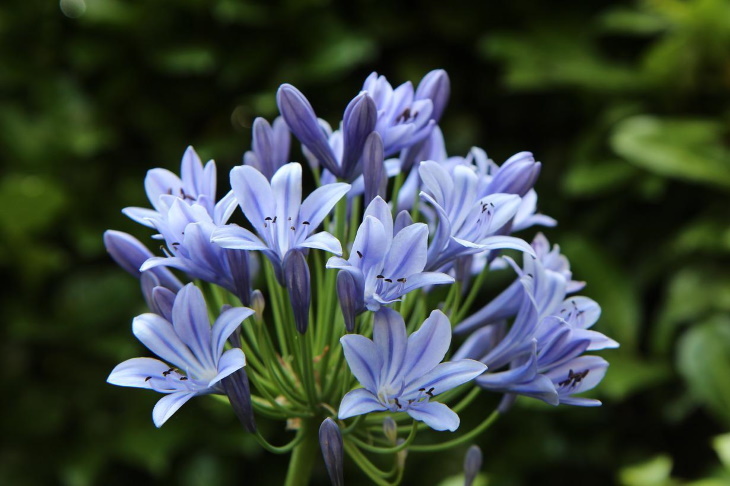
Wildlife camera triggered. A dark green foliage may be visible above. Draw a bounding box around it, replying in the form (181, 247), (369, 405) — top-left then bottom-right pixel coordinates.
(2, 0), (729, 484)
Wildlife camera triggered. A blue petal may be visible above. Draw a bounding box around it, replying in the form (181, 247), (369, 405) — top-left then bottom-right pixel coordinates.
(271, 163), (303, 251)
(229, 165), (275, 232)
(407, 401), (460, 432)
(341, 93), (377, 179)
(403, 310), (451, 383)
(211, 225), (269, 251)
(454, 280), (522, 335)
(208, 348), (246, 387)
(300, 232), (343, 255)
(172, 284), (215, 369)
(404, 359), (486, 397)
(152, 391), (197, 427)
(132, 313), (200, 375)
(363, 196), (393, 249)
(382, 223), (428, 279)
(415, 69), (450, 122)
(299, 182), (351, 230)
(214, 190), (237, 225)
(122, 206), (159, 228)
(145, 168), (181, 213)
(350, 216), (388, 271)
(211, 307), (254, 358)
(399, 272), (454, 295)
(338, 388), (386, 419)
(107, 357), (171, 388)
(373, 308), (407, 387)
(341, 334), (383, 393)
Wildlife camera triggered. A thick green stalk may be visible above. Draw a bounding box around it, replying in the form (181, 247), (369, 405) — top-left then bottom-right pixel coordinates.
(283, 419), (319, 486)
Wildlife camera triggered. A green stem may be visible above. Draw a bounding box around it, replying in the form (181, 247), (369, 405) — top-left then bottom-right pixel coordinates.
(284, 420), (319, 486)
(409, 410), (500, 452)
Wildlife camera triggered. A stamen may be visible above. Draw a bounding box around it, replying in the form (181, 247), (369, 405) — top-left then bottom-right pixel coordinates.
(356, 251), (363, 258)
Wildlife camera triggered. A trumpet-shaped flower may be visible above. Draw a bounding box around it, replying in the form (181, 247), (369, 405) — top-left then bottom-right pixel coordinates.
(211, 163), (350, 281)
(327, 196), (454, 312)
(123, 146), (236, 228)
(338, 308), (486, 431)
(418, 160), (535, 271)
(107, 284), (254, 427)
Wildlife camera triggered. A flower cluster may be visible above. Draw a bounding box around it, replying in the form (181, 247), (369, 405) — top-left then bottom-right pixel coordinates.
(105, 69), (617, 484)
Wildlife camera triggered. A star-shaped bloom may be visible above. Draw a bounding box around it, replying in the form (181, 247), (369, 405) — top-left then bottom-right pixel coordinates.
(338, 308), (487, 431)
(326, 196), (454, 312)
(418, 160), (535, 271)
(107, 284), (254, 427)
(211, 163), (350, 280)
(124, 146), (236, 228)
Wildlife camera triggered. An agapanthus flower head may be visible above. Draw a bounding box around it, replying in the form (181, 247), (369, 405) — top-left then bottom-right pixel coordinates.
(211, 162), (350, 281)
(338, 308), (486, 431)
(107, 283), (254, 427)
(103, 230), (182, 292)
(327, 196), (454, 312)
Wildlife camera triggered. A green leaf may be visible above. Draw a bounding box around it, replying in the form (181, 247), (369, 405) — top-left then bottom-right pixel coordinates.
(562, 159), (639, 197)
(619, 455), (674, 486)
(713, 433), (730, 470)
(611, 116), (730, 189)
(654, 266), (730, 354)
(676, 315), (730, 426)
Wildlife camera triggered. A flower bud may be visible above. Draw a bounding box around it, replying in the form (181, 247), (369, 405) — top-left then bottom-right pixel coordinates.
(284, 249), (311, 334)
(363, 131), (385, 205)
(222, 367), (256, 433)
(464, 445), (483, 486)
(226, 249), (251, 306)
(336, 270), (360, 333)
(277, 84), (339, 176)
(487, 151), (541, 197)
(319, 418), (344, 486)
(415, 69), (450, 123)
(342, 93), (377, 180)
(104, 230), (182, 290)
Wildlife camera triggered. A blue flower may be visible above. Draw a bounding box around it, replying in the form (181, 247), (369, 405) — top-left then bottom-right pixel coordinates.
(418, 160), (535, 271)
(140, 199), (252, 305)
(327, 196), (454, 312)
(211, 163), (350, 281)
(338, 308), (486, 431)
(362, 70), (449, 156)
(123, 146), (236, 228)
(107, 284), (254, 427)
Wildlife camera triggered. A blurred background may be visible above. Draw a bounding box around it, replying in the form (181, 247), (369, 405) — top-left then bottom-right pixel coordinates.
(2, 0), (729, 484)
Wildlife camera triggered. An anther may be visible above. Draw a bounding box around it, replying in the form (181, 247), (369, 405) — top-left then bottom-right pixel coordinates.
(144, 376), (152, 382)
(356, 251), (363, 258)
(376, 274), (384, 279)
(384, 278), (392, 283)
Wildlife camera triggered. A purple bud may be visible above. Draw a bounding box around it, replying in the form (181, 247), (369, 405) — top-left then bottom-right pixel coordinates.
(464, 445), (483, 486)
(319, 418), (344, 486)
(394, 210), (414, 235)
(271, 116), (291, 167)
(341, 93), (377, 180)
(226, 249), (251, 306)
(104, 230), (182, 291)
(277, 84), (339, 176)
(222, 367), (256, 433)
(362, 131), (385, 204)
(336, 270), (360, 332)
(251, 117), (276, 179)
(487, 152), (541, 197)
(283, 250), (311, 334)
(415, 69), (450, 123)
(140, 272), (176, 320)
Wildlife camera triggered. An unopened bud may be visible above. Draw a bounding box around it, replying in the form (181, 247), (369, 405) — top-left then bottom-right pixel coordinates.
(396, 438), (408, 470)
(336, 270), (360, 332)
(362, 131), (385, 204)
(284, 250), (311, 334)
(222, 367), (256, 433)
(464, 445), (483, 486)
(319, 418), (344, 486)
(342, 93), (377, 181)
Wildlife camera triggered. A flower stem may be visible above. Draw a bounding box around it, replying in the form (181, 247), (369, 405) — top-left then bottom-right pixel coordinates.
(284, 419), (319, 486)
